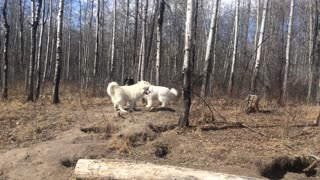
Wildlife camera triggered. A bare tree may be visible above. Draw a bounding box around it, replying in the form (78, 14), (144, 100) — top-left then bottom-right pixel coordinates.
(179, 0), (194, 128)
(52, 0), (65, 104)
(35, 0), (46, 99)
(2, 0), (9, 99)
(228, 0), (240, 95)
(250, 0), (268, 94)
(42, 0), (52, 94)
(27, 0), (42, 101)
(110, 0), (116, 81)
(307, 0), (317, 103)
(155, 0), (165, 86)
(281, 0), (295, 104)
(121, 0), (130, 82)
(137, 0), (148, 81)
(19, 0), (26, 73)
(94, 0), (100, 81)
(200, 0), (220, 97)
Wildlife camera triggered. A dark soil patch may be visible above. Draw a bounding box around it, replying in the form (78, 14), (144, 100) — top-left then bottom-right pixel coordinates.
(154, 143), (169, 158)
(258, 155), (318, 179)
(148, 123), (176, 133)
(60, 155), (81, 168)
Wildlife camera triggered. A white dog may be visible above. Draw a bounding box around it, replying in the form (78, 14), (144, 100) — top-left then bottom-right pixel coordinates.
(145, 85), (178, 108)
(107, 81), (150, 112)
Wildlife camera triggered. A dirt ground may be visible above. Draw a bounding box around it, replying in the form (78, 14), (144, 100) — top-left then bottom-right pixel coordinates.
(0, 92), (320, 180)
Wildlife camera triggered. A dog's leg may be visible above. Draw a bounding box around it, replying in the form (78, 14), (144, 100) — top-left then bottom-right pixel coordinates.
(129, 100), (136, 112)
(118, 105), (128, 113)
(160, 97), (169, 107)
(145, 97), (153, 108)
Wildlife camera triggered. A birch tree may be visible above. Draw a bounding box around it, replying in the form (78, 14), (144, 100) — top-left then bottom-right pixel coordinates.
(2, 0), (9, 99)
(227, 0), (240, 95)
(250, 0), (268, 94)
(27, 0), (42, 101)
(179, 0), (194, 128)
(94, 0), (100, 81)
(35, 0), (46, 99)
(200, 0), (220, 97)
(42, 0), (52, 93)
(52, 0), (65, 104)
(121, 0), (129, 82)
(110, 0), (116, 81)
(156, 0), (165, 86)
(281, 0), (295, 104)
(137, 0), (148, 81)
(307, 0), (317, 103)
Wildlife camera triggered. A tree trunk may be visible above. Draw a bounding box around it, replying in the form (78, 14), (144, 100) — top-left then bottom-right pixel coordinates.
(2, 0), (10, 99)
(307, 0), (316, 103)
(200, 0), (220, 97)
(179, 0), (194, 128)
(19, 0), (26, 77)
(66, 0), (72, 81)
(52, 0), (64, 104)
(94, 0), (100, 82)
(132, 0), (139, 77)
(250, 0), (268, 94)
(121, 0), (129, 83)
(35, 0), (46, 99)
(254, 0), (260, 52)
(155, 0), (165, 86)
(42, 0), (52, 95)
(228, 0), (240, 95)
(110, 0), (116, 81)
(137, 0), (148, 81)
(27, 0), (43, 101)
(281, 0), (295, 104)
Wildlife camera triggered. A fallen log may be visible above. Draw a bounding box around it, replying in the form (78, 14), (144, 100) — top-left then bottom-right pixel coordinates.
(75, 159), (262, 180)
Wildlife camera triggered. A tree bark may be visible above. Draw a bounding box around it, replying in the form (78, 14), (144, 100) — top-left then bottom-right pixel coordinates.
(110, 0), (116, 81)
(200, 0), (220, 97)
(121, 0), (129, 83)
(155, 0), (165, 86)
(42, 0), (52, 95)
(2, 0), (10, 99)
(35, 0), (46, 99)
(250, 0), (268, 94)
(228, 0), (240, 95)
(94, 0), (100, 81)
(179, 0), (194, 128)
(52, 0), (64, 104)
(307, 0), (316, 103)
(281, 0), (295, 104)
(27, 0), (42, 101)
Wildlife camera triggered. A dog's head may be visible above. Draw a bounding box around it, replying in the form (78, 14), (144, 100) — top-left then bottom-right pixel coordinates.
(137, 81), (151, 95)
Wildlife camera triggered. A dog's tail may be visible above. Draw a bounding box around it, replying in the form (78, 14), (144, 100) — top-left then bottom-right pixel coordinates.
(107, 82), (119, 96)
(169, 88), (178, 98)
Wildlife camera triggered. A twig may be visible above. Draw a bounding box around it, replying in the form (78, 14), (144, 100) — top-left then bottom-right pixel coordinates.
(241, 123), (269, 137)
(191, 91), (215, 122)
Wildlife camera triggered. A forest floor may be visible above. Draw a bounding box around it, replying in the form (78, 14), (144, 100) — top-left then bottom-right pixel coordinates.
(0, 89), (320, 179)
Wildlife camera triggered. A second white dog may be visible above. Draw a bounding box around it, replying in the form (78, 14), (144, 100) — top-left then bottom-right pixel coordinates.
(145, 85), (178, 108)
(107, 81), (150, 112)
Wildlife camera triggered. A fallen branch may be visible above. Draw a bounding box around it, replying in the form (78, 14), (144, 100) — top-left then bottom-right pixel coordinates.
(75, 159), (263, 180)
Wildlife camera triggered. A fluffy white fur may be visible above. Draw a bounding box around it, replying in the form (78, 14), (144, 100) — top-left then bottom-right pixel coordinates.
(107, 81), (150, 112)
(145, 85), (178, 108)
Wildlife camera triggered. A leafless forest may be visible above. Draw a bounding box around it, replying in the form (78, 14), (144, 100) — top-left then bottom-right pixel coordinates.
(1, 0), (320, 179)
(0, 0), (318, 104)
